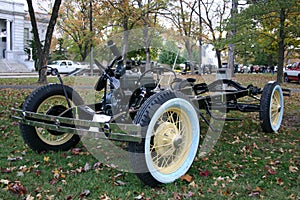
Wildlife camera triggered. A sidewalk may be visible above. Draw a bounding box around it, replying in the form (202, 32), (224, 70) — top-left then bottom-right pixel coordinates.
(0, 72), (38, 78)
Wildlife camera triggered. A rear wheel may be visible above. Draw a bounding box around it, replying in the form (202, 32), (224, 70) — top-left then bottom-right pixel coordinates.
(284, 73), (289, 82)
(128, 90), (200, 187)
(260, 82), (284, 133)
(20, 84), (83, 152)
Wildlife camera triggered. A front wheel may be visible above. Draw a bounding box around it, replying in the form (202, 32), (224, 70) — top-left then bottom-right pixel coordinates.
(128, 90), (200, 187)
(20, 84), (84, 152)
(260, 82), (284, 133)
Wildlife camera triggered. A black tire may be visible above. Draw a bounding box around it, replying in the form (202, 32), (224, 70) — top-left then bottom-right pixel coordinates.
(128, 90), (200, 187)
(284, 73), (289, 82)
(20, 84), (84, 152)
(260, 82), (284, 133)
(298, 75), (300, 84)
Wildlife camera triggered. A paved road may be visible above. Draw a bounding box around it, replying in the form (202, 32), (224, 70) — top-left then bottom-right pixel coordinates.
(0, 72), (299, 92)
(1, 84), (299, 93)
(0, 72), (38, 79)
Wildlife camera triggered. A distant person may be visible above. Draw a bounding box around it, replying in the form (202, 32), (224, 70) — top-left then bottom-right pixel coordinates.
(250, 65), (254, 73)
(270, 65), (274, 75)
(208, 64), (212, 74)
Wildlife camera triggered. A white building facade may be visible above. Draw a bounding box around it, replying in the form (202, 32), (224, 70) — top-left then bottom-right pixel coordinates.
(0, 0), (48, 72)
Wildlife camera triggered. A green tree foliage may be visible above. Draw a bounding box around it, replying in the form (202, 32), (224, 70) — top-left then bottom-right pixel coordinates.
(56, 0), (166, 63)
(103, 0), (166, 59)
(49, 38), (67, 61)
(229, 0), (299, 82)
(159, 40), (186, 65)
(56, 0), (105, 61)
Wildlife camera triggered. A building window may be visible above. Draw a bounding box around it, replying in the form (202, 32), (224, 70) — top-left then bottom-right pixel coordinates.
(1, 29), (6, 42)
(24, 28), (29, 47)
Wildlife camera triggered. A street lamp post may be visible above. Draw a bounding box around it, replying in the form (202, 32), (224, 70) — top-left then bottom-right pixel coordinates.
(198, 0), (202, 75)
(89, 0), (93, 76)
(168, 46), (182, 86)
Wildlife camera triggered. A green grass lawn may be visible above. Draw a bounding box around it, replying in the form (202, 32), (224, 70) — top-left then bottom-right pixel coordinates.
(0, 74), (299, 199)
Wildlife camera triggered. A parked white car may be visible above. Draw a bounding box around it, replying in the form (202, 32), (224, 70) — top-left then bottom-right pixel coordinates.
(47, 60), (81, 74)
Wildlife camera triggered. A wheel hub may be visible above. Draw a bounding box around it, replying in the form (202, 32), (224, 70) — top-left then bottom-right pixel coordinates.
(46, 105), (69, 136)
(153, 122), (182, 156)
(173, 135), (183, 149)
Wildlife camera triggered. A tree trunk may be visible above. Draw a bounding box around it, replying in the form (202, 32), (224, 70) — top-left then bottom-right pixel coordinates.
(185, 39), (194, 74)
(268, 54), (273, 68)
(216, 49), (222, 68)
(227, 0), (238, 78)
(277, 8), (285, 84)
(143, 26), (151, 71)
(228, 44), (235, 78)
(122, 30), (130, 60)
(26, 0), (62, 84)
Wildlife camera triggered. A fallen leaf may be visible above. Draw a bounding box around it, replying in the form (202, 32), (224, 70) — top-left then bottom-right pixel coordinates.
(248, 187), (263, 197)
(34, 186), (42, 193)
(279, 148), (284, 153)
(67, 163), (74, 167)
(0, 179), (10, 185)
(253, 143), (259, 149)
(71, 148), (82, 155)
(253, 187), (263, 192)
(26, 194), (35, 200)
(46, 194), (55, 200)
(100, 194), (111, 200)
(52, 169), (60, 179)
(34, 170), (41, 176)
(180, 174), (193, 183)
(60, 173), (66, 179)
(43, 156), (50, 163)
(289, 166), (298, 173)
(276, 177), (284, 186)
(8, 181), (27, 195)
(49, 178), (59, 185)
(115, 180), (126, 186)
(65, 195), (72, 200)
(201, 157), (209, 161)
(267, 169), (277, 175)
(84, 163), (91, 172)
(36, 193), (42, 200)
(172, 192), (182, 200)
(7, 156), (23, 161)
(207, 188), (213, 193)
(93, 162), (102, 168)
(248, 191), (260, 197)
(1, 168), (12, 173)
(17, 171), (24, 177)
(188, 181), (198, 188)
(200, 170), (210, 177)
(222, 190), (230, 196)
(186, 191), (195, 197)
(113, 173), (123, 179)
(79, 189), (91, 199)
